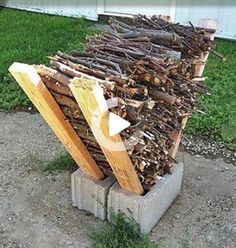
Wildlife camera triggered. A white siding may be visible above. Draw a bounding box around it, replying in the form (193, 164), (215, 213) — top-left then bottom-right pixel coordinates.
(102, 0), (173, 17)
(175, 0), (236, 40)
(2, 0), (98, 20)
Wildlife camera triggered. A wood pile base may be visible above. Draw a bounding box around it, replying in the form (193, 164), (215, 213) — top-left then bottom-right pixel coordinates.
(9, 16), (218, 195)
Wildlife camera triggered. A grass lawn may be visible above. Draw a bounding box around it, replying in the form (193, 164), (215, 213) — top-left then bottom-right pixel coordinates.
(187, 39), (236, 149)
(0, 8), (94, 109)
(0, 8), (235, 148)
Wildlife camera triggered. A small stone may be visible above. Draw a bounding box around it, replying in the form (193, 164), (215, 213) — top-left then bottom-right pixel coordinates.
(196, 191), (201, 196)
(52, 177), (57, 182)
(175, 214), (180, 219)
(224, 167), (229, 171)
(8, 217), (12, 221)
(196, 154), (200, 158)
(196, 176), (201, 180)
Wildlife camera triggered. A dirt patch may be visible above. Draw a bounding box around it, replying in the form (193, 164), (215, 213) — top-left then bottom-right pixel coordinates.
(0, 112), (235, 248)
(151, 152), (236, 248)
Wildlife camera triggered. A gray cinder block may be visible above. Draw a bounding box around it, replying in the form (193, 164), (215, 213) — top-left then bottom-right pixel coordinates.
(71, 169), (116, 220)
(107, 163), (184, 233)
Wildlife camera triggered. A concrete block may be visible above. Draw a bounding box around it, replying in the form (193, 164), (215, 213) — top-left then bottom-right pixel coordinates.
(71, 169), (116, 220)
(107, 163), (184, 233)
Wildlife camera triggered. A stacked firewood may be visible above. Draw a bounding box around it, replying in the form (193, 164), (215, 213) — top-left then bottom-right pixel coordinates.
(110, 15), (215, 59)
(35, 16), (216, 191)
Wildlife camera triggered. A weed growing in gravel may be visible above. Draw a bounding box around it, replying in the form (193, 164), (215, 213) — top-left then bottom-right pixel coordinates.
(88, 212), (159, 248)
(41, 153), (76, 172)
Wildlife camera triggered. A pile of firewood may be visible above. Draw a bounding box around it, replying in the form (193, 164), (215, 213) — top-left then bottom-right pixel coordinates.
(110, 15), (215, 59)
(35, 15), (216, 191)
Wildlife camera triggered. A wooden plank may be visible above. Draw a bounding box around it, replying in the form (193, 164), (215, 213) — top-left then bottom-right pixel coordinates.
(169, 116), (188, 159)
(194, 19), (218, 77)
(9, 62), (104, 180)
(70, 77), (144, 195)
(169, 19), (218, 159)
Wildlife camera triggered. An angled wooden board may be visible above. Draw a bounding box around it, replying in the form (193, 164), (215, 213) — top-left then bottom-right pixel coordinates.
(9, 62), (104, 180)
(169, 19), (218, 160)
(70, 77), (144, 195)
(194, 19), (218, 77)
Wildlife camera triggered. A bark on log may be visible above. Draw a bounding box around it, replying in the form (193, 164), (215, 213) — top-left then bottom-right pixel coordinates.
(41, 76), (73, 97)
(121, 30), (182, 45)
(149, 91), (177, 105)
(34, 65), (70, 86)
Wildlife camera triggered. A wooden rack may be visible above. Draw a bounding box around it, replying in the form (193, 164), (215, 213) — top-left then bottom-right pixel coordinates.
(9, 19), (217, 196)
(168, 18), (218, 162)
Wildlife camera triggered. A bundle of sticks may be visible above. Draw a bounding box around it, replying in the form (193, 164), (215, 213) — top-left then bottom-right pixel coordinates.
(35, 15), (216, 191)
(109, 15), (215, 59)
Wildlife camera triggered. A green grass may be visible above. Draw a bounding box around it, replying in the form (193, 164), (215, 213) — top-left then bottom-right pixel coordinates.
(41, 153), (76, 172)
(0, 8), (94, 109)
(187, 39), (236, 149)
(88, 212), (159, 248)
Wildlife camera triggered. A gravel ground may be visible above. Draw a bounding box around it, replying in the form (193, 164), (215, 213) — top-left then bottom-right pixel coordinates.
(0, 111), (235, 248)
(182, 136), (236, 165)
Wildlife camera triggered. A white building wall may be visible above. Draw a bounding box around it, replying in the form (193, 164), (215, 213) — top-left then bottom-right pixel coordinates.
(174, 0), (236, 40)
(102, 0), (173, 17)
(1, 0), (98, 20)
